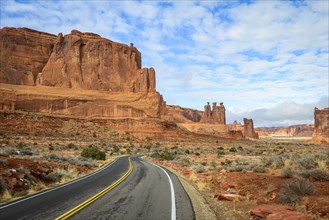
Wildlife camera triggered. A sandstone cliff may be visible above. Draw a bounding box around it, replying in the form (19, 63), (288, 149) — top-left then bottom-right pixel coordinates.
(166, 105), (202, 123)
(1, 27), (157, 93)
(0, 27), (56, 85)
(0, 27), (166, 119)
(312, 107), (329, 144)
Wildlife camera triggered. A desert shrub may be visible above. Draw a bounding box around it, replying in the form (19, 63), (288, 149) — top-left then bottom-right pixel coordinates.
(0, 177), (7, 195)
(179, 158), (191, 166)
(18, 149), (33, 156)
(308, 169), (329, 181)
(217, 149), (225, 157)
(161, 150), (176, 160)
(252, 166), (267, 173)
(229, 147), (237, 153)
(195, 152), (200, 156)
(47, 154), (97, 167)
(44, 172), (62, 182)
(210, 161), (217, 169)
(281, 167), (294, 178)
(221, 159), (233, 166)
(81, 146), (106, 160)
(280, 178), (313, 204)
(185, 149), (190, 154)
(112, 145), (120, 152)
(0, 147), (17, 157)
(228, 165), (244, 172)
(297, 157), (316, 170)
(0, 159), (8, 166)
(66, 143), (77, 150)
(16, 142), (27, 149)
(44, 168), (77, 182)
(150, 150), (176, 161)
(194, 165), (205, 173)
(17, 168), (34, 181)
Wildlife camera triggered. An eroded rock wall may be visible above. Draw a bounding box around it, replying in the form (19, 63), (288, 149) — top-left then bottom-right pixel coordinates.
(313, 107), (329, 144)
(38, 30), (143, 92)
(0, 27), (56, 85)
(0, 27), (157, 93)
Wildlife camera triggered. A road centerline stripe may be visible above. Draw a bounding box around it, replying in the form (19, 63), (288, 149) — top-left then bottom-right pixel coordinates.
(55, 156), (133, 220)
(151, 162), (176, 220)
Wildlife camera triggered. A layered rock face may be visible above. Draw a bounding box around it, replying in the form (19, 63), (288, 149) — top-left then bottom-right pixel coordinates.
(200, 102), (226, 124)
(166, 105), (202, 123)
(312, 107), (329, 144)
(255, 125), (314, 137)
(0, 27), (166, 119)
(0, 28), (56, 85)
(1, 28), (156, 93)
(243, 118), (259, 139)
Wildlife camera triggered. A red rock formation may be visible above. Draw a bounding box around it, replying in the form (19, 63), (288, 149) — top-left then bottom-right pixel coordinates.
(1, 27), (158, 94)
(200, 102), (226, 125)
(250, 204), (308, 219)
(0, 27), (56, 85)
(312, 107), (329, 144)
(243, 118), (259, 139)
(200, 102), (212, 123)
(0, 27), (167, 119)
(166, 105), (202, 123)
(38, 29), (143, 91)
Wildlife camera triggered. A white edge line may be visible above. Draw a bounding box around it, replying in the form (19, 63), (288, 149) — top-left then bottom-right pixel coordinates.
(0, 157), (122, 209)
(151, 162), (176, 220)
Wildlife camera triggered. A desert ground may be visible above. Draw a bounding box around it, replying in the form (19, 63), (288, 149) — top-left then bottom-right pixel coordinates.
(1, 114), (328, 219)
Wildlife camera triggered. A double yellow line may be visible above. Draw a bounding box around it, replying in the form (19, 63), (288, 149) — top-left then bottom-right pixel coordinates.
(55, 157), (133, 220)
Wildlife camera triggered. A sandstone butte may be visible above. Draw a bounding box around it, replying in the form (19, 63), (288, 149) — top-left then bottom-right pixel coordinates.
(312, 107), (329, 144)
(1, 27), (325, 142)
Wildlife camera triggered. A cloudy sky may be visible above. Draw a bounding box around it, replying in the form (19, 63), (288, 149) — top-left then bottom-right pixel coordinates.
(1, 0), (328, 126)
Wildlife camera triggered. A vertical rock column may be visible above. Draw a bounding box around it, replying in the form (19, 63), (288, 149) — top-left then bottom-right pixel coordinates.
(243, 118), (259, 139)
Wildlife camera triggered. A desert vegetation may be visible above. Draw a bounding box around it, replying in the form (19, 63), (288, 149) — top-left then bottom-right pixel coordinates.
(1, 124), (328, 219)
(145, 139), (329, 219)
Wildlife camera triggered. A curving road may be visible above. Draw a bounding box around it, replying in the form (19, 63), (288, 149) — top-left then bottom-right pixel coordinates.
(0, 155), (194, 220)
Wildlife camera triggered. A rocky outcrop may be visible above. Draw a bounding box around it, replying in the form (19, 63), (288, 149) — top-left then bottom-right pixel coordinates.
(243, 118), (259, 139)
(37, 29), (146, 92)
(312, 107), (329, 144)
(166, 105), (202, 123)
(0, 27), (167, 119)
(200, 102), (226, 124)
(251, 204), (309, 220)
(1, 27), (157, 93)
(0, 27), (56, 85)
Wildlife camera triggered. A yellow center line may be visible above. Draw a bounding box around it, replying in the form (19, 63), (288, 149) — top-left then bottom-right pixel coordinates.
(55, 157), (133, 220)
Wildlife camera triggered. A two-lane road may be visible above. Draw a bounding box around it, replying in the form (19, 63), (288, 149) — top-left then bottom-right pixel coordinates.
(0, 155), (194, 220)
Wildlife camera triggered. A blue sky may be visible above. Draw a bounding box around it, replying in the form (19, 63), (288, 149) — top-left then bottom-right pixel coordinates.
(1, 0), (328, 126)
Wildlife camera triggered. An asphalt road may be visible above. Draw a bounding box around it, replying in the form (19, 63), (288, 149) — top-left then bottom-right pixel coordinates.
(0, 155), (194, 220)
